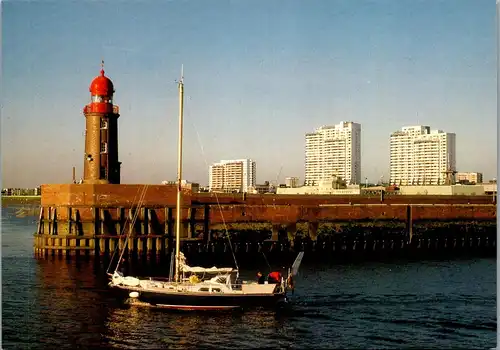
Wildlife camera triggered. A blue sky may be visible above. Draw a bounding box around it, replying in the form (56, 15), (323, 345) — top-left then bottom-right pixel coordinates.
(2, 0), (496, 187)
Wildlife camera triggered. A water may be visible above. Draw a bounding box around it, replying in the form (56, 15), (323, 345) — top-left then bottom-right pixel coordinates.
(2, 206), (497, 349)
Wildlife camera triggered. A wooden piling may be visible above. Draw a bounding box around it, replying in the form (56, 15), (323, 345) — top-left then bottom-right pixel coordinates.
(68, 207), (72, 234)
(166, 207), (173, 251)
(286, 222), (297, 247)
(116, 207), (124, 235)
(203, 205), (210, 244)
(147, 209), (152, 236)
(406, 205), (413, 243)
(128, 236), (134, 256)
(99, 238), (106, 256)
(147, 209), (153, 256)
(137, 237), (144, 256)
(146, 237), (153, 257)
(52, 207), (57, 235)
(308, 222), (319, 241)
(156, 237), (163, 256)
(100, 208), (105, 235)
(109, 238), (116, 254)
(88, 237), (95, 256)
(93, 207), (99, 235)
(271, 223), (280, 241)
(188, 207), (196, 239)
(128, 208), (134, 235)
(47, 207), (52, 235)
(37, 207), (44, 235)
(74, 209), (81, 236)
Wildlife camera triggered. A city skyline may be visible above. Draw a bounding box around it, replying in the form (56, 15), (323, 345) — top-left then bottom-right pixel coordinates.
(2, 1), (496, 188)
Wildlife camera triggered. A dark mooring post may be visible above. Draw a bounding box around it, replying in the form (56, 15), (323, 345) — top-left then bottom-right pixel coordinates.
(406, 205), (413, 244)
(141, 207), (148, 235)
(99, 208), (106, 236)
(308, 222), (319, 241)
(188, 207), (196, 239)
(37, 207), (44, 235)
(271, 223), (281, 241)
(286, 222), (297, 248)
(68, 207), (73, 234)
(203, 205), (210, 244)
(93, 207), (100, 236)
(165, 207), (173, 252)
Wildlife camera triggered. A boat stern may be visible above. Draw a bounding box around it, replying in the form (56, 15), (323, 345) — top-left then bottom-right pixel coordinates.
(241, 282), (280, 294)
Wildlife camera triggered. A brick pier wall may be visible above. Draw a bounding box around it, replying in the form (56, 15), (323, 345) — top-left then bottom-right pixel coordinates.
(33, 184), (497, 258)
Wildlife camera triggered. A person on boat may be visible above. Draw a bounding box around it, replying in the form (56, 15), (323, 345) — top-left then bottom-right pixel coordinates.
(119, 258), (129, 276)
(267, 271), (282, 284)
(257, 271), (265, 284)
(287, 274), (295, 295)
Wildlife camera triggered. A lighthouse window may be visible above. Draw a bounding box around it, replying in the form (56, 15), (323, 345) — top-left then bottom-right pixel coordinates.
(92, 95), (103, 103)
(100, 143), (108, 154)
(100, 119), (108, 129)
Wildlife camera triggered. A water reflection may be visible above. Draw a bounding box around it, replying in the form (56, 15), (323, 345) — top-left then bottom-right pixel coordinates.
(30, 258), (113, 348)
(26, 257), (297, 349)
(104, 303), (297, 349)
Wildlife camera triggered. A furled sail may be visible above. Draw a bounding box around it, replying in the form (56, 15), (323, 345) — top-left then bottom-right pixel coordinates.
(178, 252), (234, 274)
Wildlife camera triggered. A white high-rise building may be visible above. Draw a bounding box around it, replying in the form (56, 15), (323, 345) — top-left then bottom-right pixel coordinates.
(305, 121), (361, 186)
(390, 125), (456, 185)
(209, 159), (256, 193)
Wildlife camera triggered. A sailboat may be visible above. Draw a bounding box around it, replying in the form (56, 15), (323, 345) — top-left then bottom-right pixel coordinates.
(107, 67), (304, 311)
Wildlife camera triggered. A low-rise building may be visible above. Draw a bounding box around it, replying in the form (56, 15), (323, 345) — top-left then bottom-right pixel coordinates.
(276, 176), (360, 195)
(482, 183), (497, 195)
(2, 187), (41, 196)
(456, 172), (483, 184)
(249, 183), (271, 194)
(398, 185), (485, 196)
(285, 177), (300, 188)
(161, 180), (200, 193)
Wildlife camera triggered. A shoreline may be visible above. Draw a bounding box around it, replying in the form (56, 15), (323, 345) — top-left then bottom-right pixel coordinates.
(2, 196), (41, 207)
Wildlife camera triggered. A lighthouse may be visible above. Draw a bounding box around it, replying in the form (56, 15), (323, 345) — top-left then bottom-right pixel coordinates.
(82, 62), (121, 184)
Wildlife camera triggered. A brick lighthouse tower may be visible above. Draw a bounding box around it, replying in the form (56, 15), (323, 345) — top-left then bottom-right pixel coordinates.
(82, 62), (121, 184)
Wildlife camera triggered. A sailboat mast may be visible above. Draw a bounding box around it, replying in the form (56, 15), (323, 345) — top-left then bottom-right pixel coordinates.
(174, 65), (184, 282)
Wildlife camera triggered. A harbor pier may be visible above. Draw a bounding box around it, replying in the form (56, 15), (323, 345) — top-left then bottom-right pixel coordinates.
(33, 183), (496, 260)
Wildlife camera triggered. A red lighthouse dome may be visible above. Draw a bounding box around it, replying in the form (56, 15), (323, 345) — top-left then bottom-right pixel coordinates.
(89, 68), (114, 96)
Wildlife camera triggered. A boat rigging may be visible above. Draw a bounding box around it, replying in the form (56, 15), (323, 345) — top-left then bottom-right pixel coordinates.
(107, 66), (304, 311)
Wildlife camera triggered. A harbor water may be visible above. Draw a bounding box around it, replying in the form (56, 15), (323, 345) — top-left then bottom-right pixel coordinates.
(2, 206), (497, 349)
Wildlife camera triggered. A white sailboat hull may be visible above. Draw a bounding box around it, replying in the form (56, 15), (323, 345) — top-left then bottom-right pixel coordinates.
(109, 272), (287, 310)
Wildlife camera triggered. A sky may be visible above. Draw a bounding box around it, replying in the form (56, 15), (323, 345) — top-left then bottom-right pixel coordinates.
(1, 0), (497, 188)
